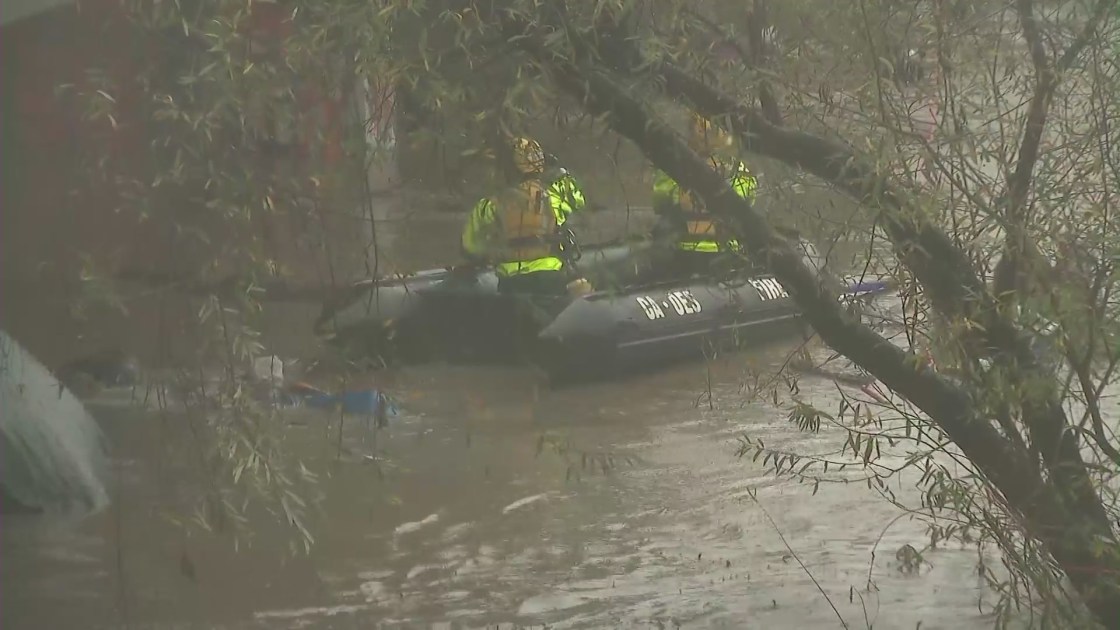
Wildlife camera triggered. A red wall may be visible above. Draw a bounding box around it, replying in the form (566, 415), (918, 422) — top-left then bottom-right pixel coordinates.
(1, 2), (171, 364)
(0, 1), (387, 367)
(2, 1), (143, 282)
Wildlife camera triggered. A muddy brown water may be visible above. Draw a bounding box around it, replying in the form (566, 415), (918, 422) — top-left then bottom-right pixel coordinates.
(2, 336), (1018, 629)
(2, 189), (1016, 628)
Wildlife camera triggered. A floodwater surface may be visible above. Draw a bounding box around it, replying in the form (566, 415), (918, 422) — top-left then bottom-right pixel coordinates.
(2, 338), (1013, 629)
(2, 195), (1015, 628)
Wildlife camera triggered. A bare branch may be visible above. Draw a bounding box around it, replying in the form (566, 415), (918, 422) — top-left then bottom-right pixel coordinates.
(648, 68), (1107, 522)
(1057, 0), (1117, 72)
(1006, 0), (1057, 224)
(529, 18), (1120, 622)
(670, 5), (784, 125)
(1003, 0), (1110, 257)
(1070, 352), (1120, 467)
(516, 19), (1057, 517)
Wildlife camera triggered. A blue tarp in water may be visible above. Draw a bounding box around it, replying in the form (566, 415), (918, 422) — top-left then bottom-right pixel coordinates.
(301, 389), (400, 417)
(281, 383), (400, 417)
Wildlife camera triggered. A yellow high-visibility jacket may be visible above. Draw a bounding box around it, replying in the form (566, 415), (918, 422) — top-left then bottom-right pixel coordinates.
(651, 161), (757, 253)
(462, 172), (586, 276)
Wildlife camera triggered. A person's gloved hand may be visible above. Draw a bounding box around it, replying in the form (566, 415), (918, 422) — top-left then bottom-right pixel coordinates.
(566, 277), (593, 297)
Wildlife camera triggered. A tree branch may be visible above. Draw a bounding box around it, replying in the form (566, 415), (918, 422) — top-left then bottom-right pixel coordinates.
(1000, 0), (1110, 295)
(1006, 0), (1057, 224)
(679, 5), (783, 125)
(645, 64), (1120, 628)
(516, 21), (1056, 520)
(507, 13), (1120, 621)
(1070, 350), (1120, 467)
(647, 61), (1119, 501)
(658, 64), (997, 326)
(1057, 0), (1116, 73)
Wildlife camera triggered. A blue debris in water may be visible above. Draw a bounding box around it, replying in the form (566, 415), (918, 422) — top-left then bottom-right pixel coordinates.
(283, 385), (400, 418)
(846, 280), (889, 295)
(303, 389), (400, 416)
(0, 329), (110, 514)
(840, 275), (893, 300)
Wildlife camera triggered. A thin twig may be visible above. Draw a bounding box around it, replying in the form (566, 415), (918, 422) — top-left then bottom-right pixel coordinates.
(1056, 0), (1116, 73)
(750, 491), (850, 629)
(866, 511), (911, 590)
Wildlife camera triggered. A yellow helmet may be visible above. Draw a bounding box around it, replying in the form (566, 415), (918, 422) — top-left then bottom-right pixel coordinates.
(511, 137), (545, 175)
(688, 114), (734, 156)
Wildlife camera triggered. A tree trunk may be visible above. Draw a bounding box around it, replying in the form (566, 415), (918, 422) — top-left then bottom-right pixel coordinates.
(509, 16), (1120, 625)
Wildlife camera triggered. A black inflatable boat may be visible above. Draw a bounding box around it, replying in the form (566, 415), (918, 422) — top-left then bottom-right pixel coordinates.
(314, 238), (893, 382)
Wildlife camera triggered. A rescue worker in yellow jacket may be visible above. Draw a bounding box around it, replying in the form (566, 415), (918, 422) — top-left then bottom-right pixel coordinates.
(461, 136), (591, 296)
(651, 114), (758, 278)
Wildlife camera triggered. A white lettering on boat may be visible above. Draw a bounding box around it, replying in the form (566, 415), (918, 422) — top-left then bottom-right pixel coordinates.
(636, 290), (702, 320)
(749, 277), (789, 301)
